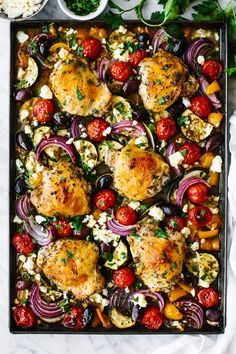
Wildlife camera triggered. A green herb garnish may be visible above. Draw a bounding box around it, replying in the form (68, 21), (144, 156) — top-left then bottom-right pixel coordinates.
(65, 0), (101, 16)
(76, 86), (85, 100)
(154, 229), (169, 239)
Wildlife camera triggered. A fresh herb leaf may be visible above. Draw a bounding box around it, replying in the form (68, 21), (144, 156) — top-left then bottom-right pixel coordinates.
(76, 86), (85, 100)
(103, 10), (124, 29)
(65, 0), (101, 16)
(154, 229), (169, 239)
(15, 80), (28, 89)
(70, 216), (83, 232)
(177, 116), (189, 126)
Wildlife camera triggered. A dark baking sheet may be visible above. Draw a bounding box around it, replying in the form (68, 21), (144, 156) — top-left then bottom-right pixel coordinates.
(9, 20), (228, 334)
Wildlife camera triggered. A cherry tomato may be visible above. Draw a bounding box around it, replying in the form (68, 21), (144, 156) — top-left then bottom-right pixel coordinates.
(94, 189), (116, 211)
(12, 233), (35, 254)
(63, 307), (85, 329)
(14, 305), (36, 328)
(82, 37), (102, 60)
(33, 98), (54, 123)
(166, 216), (186, 232)
(155, 118), (177, 140)
(141, 306), (164, 330)
(110, 61), (133, 82)
(202, 60), (223, 81)
(112, 267), (135, 288)
(129, 49), (148, 67)
(196, 287), (219, 308)
(178, 142), (201, 165)
(87, 118), (110, 142)
(188, 206), (212, 227)
(52, 219), (72, 237)
(190, 96), (212, 118)
(186, 183), (209, 204)
(116, 205), (137, 226)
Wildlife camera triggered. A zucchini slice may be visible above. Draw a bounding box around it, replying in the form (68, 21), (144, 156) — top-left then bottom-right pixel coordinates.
(110, 308), (135, 329)
(98, 140), (123, 163)
(111, 96), (133, 123)
(180, 109), (213, 142)
(17, 57), (38, 89)
(104, 241), (128, 270)
(73, 139), (98, 170)
(33, 126), (53, 146)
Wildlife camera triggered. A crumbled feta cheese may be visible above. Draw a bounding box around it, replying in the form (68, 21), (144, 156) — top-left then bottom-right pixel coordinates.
(80, 132), (88, 139)
(182, 97), (191, 107)
(134, 135), (148, 149)
(93, 228), (120, 245)
(97, 212), (108, 226)
(39, 85), (53, 99)
(210, 155), (222, 173)
(117, 25), (127, 34)
(182, 204), (188, 213)
(39, 286), (48, 294)
(66, 28), (76, 36)
(198, 279), (210, 288)
(204, 124), (213, 137)
(13, 215), (23, 224)
(66, 138), (74, 145)
(23, 256), (36, 275)
(169, 151), (184, 169)
(89, 293), (109, 311)
(16, 31), (29, 43)
(197, 55), (205, 65)
(210, 207), (219, 214)
(148, 206), (165, 221)
(58, 48), (69, 59)
(102, 288), (108, 297)
(101, 38), (107, 45)
(131, 294), (147, 308)
(35, 215), (47, 224)
(190, 288), (196, 297)
(17, 67), (25, 80)
(200, 238), (206, 244)
(16, 159), (25, 173)
(181, 227), (191, 237)
(102, 126), (112, 137)
(0, 0), (43, 19)
(35, 273), (41, 281)
(19, 109), (29, 122)
(190, 241), (199, 251)
(18, 255), (26, 263)
(82, 215), (97, 228)
(128, 201), (140, 210)
(24, 125), (33, 135)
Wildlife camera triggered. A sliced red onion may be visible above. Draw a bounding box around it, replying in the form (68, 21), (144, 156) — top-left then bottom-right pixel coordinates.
(184, 38), (214, 72)
(98, 57), (112, 81)
(206, 134), (223, 152)
(134, 289), (165, 312)
(36, 135), (77, 163)
(165, 142), (183, 176)
(25, 217), (55, 246)
(152, 28), (185, 55)
(30, 285), (63, 320)
(36, 55), (54, 69)
(15, 194), (32, 221)
(111, 120), (146, 137)
(107, 219), (136, 236)
(70, 116), (82, 139)
(176, 176), (210, 207)
(32, 33), (52, 43)
(199, 76), (222, 109)
(174, 299), (204, 329)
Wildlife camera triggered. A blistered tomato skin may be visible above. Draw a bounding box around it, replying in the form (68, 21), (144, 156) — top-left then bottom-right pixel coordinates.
(155, 118), (177, 140)
(52, 219), (72, 237)
(110, 61), (133, 82)
(82, 37), (102, 60)
(129, 49), (148, 67)
(63, 307), (86, 329)
(12, 233), (35, 254)
(113, 267), (135, 288)
(187, 183), (208, 204)
(33, 99), (54, 123)
(14, 305), (36, 328)
(87, 118), (110, 142)
(178, 142), (201, 165)
(202, 60), (223, 81)
(188, 206), (212, 227)
(190, 96), (212, 118)
(116, 206), (137, 226)
(141, 306), (164, 330)
(166, 216), (186, 232)
(94, 189), (117, 211)
(196, 287), (219, 308)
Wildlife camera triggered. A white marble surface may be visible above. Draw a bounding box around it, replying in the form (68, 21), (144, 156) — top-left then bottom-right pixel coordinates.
(0, 1), (236, 354)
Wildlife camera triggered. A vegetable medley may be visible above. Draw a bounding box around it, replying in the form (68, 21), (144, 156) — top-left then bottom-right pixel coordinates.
(12, 22), (224, 332)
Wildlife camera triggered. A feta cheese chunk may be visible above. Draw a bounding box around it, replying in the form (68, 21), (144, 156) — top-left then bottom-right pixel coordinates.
(128, 201), (140, 210)
(181, 227), (191, 237)
(182, 97), (191, 108)
(134, 135), (148, 149)
(131, 294), (147, 308)
(58, 48), (69, 59)
(197, 55), (205, 65)
(16, 31), (29, 43)
(0, 0), (43, 19)
(169, 151), (184, 169)
(190, 241), (199, 251)
(39, 85), (53, 99)
(35, 215), (47, 224)
(210, 155), (222, 173)
(148, 206), (165, 221)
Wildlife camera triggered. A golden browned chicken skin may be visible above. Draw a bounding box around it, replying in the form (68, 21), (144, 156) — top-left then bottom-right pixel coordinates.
(50, 56), (112, 116)
(106, 141), (169, 201)
(128, 219), (186, 291)
(30, 161), (91, 217)
(37, 239), (105, 300)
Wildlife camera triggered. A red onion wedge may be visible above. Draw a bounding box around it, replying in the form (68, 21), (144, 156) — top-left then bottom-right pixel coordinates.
(25, 217), (55, 246)
(30, 285), (63, 322)
(70, 116), (82, 139)
(176, 176), (210, 208)
(98, 57), (118, 81)
(111, 120), (146, 137)
(135, 290), (165, 312)
(174, 299), (204, 329)
(199, 76), (222, 109)
(206, 134), (223, 152)
(184, 38), (214, 72)
(15, 194), (32, 221)
(152, 28), (186, 56)
(36, 135), (77, 163)
(165, 142), (183, 176)
(107, 218), (136, 236)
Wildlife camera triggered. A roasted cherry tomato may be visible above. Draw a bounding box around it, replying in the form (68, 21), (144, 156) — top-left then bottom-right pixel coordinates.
(190, 96), (212, 118)
(110, 61), (133, 82)
(87, 118), (110, 142)
(12, 232), (35, 254)
(112, 267), (135, 288)
(63, 307), (86, 329)
(52, 219), (72, 237)
(129, 49), (148, 67)
(14, 305), (36, 328)
(82, 37), (102, 60)
(115, 205), (137, 226)
(141, 306), (164, 330)
(33, 98), (54, 123)
(188, 205), (212, 227)
(155, 118), (177, 140)
(186, 183), (209, 204)
(196, 287), (219, 308)
(202, 59), (223, 81)
(178, 142), (201, 165)
(166, 216), (186, 232)
(94, 189), (116, 211)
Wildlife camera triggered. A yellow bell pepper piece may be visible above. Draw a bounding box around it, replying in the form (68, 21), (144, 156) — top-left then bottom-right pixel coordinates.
(200, 152), (214, 168)
(208, 171), (219, 186)
(198, 229), (219, 239)
(49, 42), (70, 53)
(164, 303), (183, 320)
(206, 80), (221, 95)
(208, 112), (223, 128)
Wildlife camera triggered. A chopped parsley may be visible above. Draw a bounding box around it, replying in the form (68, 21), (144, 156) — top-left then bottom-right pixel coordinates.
(68, 35), (77, 49)
(155, 79), (161, 84)
(15, 80), (28, 89)
(154, 229), (169, 240)
(76, 86), (85, 100)
(170, 262), (177, 269)
(158, 97), (166, 105)
(70, 216), (83, 233)
(65, 0), (101, 16)
(177, 116), (189, 126)
(130, 230), (140, 239)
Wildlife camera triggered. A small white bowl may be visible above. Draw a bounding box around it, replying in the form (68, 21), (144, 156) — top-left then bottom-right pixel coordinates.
(57, 0), (108, 20)
(0, 0), (48, 21)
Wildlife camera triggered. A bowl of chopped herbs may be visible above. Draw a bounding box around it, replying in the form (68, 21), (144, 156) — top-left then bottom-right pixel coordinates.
(58, 0), (108, 20)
